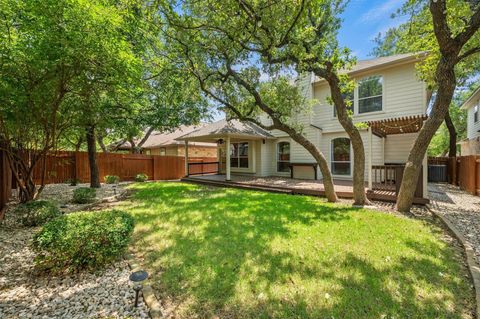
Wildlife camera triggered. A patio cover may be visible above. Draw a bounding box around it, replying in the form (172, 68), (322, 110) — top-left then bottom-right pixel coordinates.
(177, 119), (275, 181)
(366, 114), (428, 138)
(176, 119), (275, 143)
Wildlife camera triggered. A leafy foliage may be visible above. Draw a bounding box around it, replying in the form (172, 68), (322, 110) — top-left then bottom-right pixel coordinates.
(13, 200), (63, 227)
(104, 175), (120, 184)
(72, 187), (96, 204)
(134, 173), (148, 182)
(371, 0), (480, 88)
(32, 210), (134, 272)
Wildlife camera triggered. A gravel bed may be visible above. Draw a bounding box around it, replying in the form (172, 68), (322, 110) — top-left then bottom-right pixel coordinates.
(38, 182), (130, 212)
(428, 183), (480, 266)
(0, 183), (149, 319)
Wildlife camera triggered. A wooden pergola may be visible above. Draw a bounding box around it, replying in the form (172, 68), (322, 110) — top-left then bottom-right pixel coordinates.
(367, 114), (428, 138)
(365, 114), (428, 192)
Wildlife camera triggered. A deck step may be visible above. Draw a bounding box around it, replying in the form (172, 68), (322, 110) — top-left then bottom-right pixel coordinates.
(181, 177), (429, 205)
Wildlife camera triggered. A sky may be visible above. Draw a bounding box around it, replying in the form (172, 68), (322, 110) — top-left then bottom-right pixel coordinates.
(338, 0), (409, 59)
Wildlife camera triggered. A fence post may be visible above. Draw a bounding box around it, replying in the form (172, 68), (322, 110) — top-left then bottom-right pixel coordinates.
(476, 156), (480, 196)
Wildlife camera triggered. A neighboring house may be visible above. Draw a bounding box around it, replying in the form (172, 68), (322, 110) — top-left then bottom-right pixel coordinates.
(177, 53), (429, 198)
(117, 125), (218, 157)
(459, 86), (480, 155)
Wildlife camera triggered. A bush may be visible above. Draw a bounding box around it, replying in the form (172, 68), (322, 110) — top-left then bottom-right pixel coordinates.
(14, 200), (63, 227)
(72, 187), (96, 204)
(65, 178), (80, 186)
(134, 173), (148, 182)
(32, 210), (134, 272)
(104, 175), (120, 184)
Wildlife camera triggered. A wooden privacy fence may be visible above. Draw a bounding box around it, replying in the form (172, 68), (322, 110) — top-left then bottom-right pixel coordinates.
(0, 147), (12, 218)
(31, 151), (217, 184)
(428, 156), (480, 195)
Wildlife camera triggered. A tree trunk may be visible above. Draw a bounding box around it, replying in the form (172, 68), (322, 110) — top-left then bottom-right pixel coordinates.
(444, 110), (457, 157)
(396, 60), (456, 212)
(322, 70), (370, 205)
(97, 134), (108, 153)
(5, 150), (39, 203)
(86, 125), (101, 188)
(74, 137), (83, 152)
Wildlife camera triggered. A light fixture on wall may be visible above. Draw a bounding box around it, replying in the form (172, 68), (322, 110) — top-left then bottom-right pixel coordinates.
(217, 139), (224, 145)
(262, 139), (265, 144)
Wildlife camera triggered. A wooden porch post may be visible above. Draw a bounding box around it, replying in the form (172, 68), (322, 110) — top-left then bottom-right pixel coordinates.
(226, 136), (231, 181)
(184, 141), (189, 177)
(251, 141), (256, 174)
(368, 127), (373, 190)
(422, 153), (428, 198)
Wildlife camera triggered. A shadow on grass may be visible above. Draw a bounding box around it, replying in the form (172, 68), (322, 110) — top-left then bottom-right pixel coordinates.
(125, 182), (474, 318)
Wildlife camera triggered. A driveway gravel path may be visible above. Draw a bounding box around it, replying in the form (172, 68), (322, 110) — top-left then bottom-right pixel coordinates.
(428, 183), (480, 267)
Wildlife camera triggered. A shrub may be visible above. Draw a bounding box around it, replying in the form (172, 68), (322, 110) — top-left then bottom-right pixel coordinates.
(65, 178), (80, 186)
(104, 175), (120, 184)
(14, 200), (63, 227)
(32, 210), (134, 272)
(134, 173), (148, 182)
(72, 187), (96, 204)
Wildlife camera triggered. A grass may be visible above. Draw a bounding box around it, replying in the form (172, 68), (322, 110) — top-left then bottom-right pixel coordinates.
(121, 182), (474, 318)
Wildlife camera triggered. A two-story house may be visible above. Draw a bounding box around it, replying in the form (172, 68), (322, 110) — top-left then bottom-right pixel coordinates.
(459, 86), (480, 155)
(177, 53), (429, 201)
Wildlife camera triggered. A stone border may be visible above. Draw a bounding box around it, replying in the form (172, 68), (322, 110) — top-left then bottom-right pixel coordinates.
(126, 254), (164, 319)
(427, 204), (480, 317)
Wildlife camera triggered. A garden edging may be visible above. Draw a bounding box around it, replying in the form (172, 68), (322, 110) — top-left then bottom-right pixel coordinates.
(126, 254), (164, 319)
(426, 204), (480, 317)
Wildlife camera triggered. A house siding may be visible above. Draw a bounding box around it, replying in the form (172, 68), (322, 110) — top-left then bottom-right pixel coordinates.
(253, 59), (427, 181)
(384, 133), (418, 163)
(466, 101), (480, 140)
(312, 62), (426, 133)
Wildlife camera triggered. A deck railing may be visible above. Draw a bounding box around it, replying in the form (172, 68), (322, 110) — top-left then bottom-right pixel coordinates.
(371, 164), (404, 193)
(187, 161), (220, 176)
(371, 164), (424, 197)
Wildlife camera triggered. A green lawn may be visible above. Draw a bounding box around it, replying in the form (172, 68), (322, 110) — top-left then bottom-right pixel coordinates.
(122, 182), (474, 318)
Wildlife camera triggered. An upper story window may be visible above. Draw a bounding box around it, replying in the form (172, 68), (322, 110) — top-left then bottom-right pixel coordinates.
(277, 142), (290, 172)
(475, 104), (479, 123)
(358, 75), (383, 114)
(333, 91), (354, 117)
(230, 142), (249, 168)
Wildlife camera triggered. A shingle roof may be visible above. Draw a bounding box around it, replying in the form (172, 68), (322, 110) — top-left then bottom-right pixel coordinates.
(118, 124), (217, 149)
(312, 52), (426, 83)
(176, 119), (275, 141)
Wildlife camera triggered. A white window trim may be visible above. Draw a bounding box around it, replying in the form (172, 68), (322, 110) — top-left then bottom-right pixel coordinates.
(230, 141), (249, 169)
(276, 141), (291, 173)
(330, 137), (352, 178)
(355, 75), (385, 115)
(474, 104), (479, 123)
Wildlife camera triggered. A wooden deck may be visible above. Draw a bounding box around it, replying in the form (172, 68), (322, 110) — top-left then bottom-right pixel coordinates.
(182, 174), (429, 205)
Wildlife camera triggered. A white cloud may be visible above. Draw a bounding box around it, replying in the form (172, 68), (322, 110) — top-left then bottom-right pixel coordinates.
(368, 13), (409, 41)
(359, 0), (403, 23)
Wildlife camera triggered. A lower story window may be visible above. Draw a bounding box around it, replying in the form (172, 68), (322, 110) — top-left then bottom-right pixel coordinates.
(230, 142), (249, 168)
(331, 138), (351, 175)
(277, 142), (290, 172)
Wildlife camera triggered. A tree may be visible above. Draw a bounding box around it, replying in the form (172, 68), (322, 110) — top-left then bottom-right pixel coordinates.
(391, 0), (480, 211)
(371, 2), (479, 160)
(0, 0), (83, 201)
(165, 0), (373, 204)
